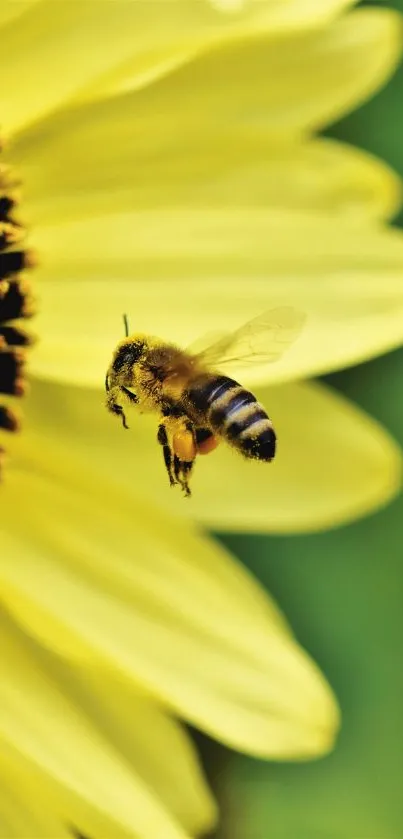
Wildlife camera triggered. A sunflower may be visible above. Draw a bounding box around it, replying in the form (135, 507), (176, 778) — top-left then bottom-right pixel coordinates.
(9, 0), (403, 530)
(1, 0), (403, 836)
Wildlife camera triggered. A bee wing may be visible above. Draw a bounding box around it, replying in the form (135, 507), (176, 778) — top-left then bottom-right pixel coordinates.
(188, 307), (306, 371)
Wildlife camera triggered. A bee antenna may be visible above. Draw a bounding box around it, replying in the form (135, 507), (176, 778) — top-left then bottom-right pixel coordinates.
(123, 313), (130, 337)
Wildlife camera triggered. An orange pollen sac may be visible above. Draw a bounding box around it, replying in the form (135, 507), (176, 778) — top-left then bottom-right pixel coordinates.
(0, 140), (36, 475)
(173, 429), (197, 462)
(197, 434), (219, 456)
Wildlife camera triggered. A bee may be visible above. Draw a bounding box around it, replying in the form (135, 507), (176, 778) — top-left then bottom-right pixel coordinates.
(105, 307), (305, 496)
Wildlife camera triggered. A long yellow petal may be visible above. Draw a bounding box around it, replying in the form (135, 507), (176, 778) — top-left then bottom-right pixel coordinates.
(189, 380), (402, 532)
(79, 7), (402, 137)
(207, 0), (355, 25)
(51, 663), (217, 837)
(32, 209), (403, 387)
(4, 0), (357, 137)
(182, 7), (403, 136)
(13, 108), (401, 225)
(0, 431), (339, 759)
(0, 610), (190, 839)
(0, 771), (71, 839)
(1, 0), (226, 136)
(0, 0), (39, 29)
(11, 2), (401, 167)
(25, 376), (399, 534)
(76, 0), (358, 103)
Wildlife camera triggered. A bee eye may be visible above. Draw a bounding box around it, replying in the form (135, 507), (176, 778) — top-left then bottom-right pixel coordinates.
(112, 340), (144, 373)
(129, 341), (145, 362)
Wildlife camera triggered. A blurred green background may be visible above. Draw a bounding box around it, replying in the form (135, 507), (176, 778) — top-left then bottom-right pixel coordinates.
(207, 1), (403, 837)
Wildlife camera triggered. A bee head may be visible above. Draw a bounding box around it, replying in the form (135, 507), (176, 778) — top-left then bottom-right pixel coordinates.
(111, 336), (146, 374)
(105, 316), (149, 398)
(105, 331), (147, 398)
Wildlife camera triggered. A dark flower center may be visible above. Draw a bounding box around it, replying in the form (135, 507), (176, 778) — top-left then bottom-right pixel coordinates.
(0, 140), (35, 468)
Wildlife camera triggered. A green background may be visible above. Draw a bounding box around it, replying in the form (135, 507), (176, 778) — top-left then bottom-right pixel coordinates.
(207, 2), (403, 837)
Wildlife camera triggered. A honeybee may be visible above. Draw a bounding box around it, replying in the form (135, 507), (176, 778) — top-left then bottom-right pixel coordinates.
(105, 308), (305, 496)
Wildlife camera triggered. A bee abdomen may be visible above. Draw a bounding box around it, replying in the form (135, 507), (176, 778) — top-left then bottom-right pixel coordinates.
(223, 390), (276, 462)
(187, 375), (238, 415)
(189, 376), (276, 462)
(235, 412), (276, 461)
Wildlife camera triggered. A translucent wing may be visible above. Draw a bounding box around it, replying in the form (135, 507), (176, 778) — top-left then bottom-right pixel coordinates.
(189, 307), (305, 371)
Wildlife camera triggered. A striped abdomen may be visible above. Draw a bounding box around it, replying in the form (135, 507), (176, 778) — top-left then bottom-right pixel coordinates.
(187, 375), (276, 461)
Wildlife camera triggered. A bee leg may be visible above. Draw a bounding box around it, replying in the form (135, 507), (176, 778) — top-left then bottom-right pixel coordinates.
(170, 419), (196, 497)
(173, 455), (193, 497)
(106, 393), (129, 429)
(157, 423), (175, 487)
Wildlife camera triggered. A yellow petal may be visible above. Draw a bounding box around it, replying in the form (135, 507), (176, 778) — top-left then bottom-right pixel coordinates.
(0, 610), (191, 839)
(0, 772), (71, 839)
(0, 421), (339, 759)
(200, 8), (403, 135)
(81, 7), (402, 138)
(26, 375), (399, 534)
(207, 0), (355, 23)
(77, 0), (358, 103)
(13, 100), (401, 224)
(4, 0), (356, 137)
(1, 0), (214, 136)
(190, 380), (402, 532)
(0, 0), (39, 29)
(51, 664), (217, 837)
(11, 2), (401, 166)
(188, 0), (356, 31)
(32, 209), (403, 387)
(44, 377), (402, 529)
